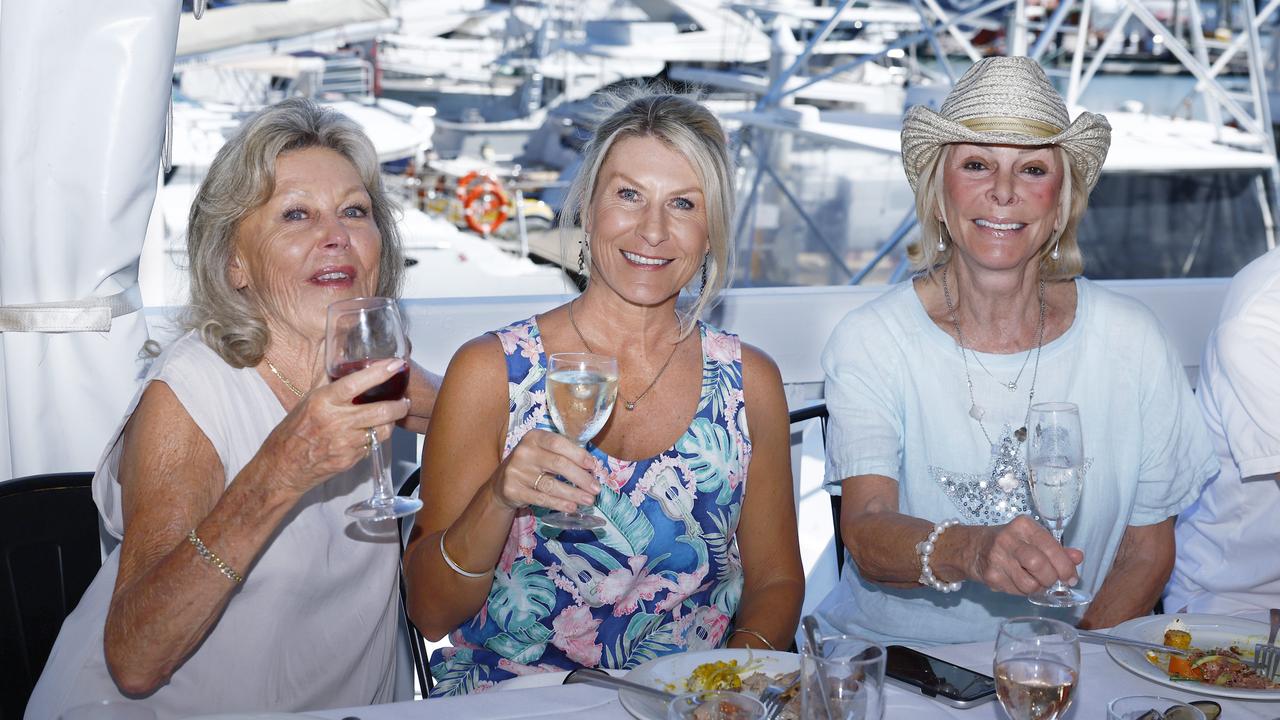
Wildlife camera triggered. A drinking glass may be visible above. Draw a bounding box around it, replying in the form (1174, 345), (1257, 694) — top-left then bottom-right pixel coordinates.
(993, 617), (1080, 720)
(1025, 401), (1090, 607)
(540, 352), (618, 530)
(60, 701), (157, 720)
(667, 691), (766, 719)
(800, 633), (886, 720)
(1107, 695), (1207, 720)
(325, 297), (419, 520)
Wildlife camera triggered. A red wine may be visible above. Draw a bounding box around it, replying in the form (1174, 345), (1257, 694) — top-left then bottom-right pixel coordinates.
(330, 359), (409, 404)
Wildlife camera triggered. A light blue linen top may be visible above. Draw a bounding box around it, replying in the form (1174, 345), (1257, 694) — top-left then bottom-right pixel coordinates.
(815, 278), (1217, 645)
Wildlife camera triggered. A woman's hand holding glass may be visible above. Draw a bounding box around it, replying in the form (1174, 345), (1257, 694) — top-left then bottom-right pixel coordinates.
(968, 516), (1084, 598)
(489, 429), (600, 514)
(260, 358), (409, 498)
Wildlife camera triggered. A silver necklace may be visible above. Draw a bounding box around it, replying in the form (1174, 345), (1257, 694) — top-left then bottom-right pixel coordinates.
(941, 266), (1046, 445)
(567, 298), (683, 411)
(264, 356), (306, 398)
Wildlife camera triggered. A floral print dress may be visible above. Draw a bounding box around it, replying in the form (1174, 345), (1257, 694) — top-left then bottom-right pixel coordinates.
(429, 317), (752, 696)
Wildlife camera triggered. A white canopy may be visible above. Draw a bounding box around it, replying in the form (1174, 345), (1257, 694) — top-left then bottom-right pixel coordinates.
(0, 1), (178, 480)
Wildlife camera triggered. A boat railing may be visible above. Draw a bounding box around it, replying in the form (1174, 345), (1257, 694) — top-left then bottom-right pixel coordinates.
(321, 56), (374, 99)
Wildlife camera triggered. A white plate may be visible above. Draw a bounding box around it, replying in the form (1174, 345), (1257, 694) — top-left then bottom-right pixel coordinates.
(619, 649), (800, 720)
(493, 667), (627, 692)
(1107, 613), (1280, 701)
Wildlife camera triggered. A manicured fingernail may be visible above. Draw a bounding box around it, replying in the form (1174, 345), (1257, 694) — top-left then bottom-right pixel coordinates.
(1068, 576), (1079, 587)
(387, 359), (405, 371)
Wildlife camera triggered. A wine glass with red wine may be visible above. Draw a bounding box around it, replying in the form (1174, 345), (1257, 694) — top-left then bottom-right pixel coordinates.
(325, 296), (420, 520)
(993, 617), (1080, 720)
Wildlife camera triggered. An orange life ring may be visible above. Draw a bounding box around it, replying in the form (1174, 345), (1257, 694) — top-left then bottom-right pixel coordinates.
(463, 183), (509, 235)
(456, 171), (502, 201)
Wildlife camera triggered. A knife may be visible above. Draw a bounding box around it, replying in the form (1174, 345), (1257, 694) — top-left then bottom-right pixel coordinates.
(1076, 629), (1191, 656)
(563, 667), (677, 701)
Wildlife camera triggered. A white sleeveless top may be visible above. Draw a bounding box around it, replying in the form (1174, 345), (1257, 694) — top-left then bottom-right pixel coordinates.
(26, 332), (399, 719)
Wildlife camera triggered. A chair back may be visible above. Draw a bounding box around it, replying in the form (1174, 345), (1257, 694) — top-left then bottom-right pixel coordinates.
(397, 467), (433, 695)
(0, 472), (101, 719)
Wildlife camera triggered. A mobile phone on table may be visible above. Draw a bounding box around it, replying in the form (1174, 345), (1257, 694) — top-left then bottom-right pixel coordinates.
(885, 644), (997, 709)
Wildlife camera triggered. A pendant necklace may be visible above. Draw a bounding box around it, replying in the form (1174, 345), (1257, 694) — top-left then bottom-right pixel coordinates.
(941, 265), (1046, 445)
(567, 298), (683, 411)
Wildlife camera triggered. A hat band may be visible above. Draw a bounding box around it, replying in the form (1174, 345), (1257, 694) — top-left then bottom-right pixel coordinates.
(959, 116), (1062, 138)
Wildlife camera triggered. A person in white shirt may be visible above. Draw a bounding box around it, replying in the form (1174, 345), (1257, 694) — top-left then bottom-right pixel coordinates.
(815, 56), (1218, 646)
(1165, 246), (1280, 615)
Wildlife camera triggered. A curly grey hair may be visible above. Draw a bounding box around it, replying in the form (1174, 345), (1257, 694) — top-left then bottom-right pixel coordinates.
(560, 88), (736, 337)
(184, 97), (404, 367)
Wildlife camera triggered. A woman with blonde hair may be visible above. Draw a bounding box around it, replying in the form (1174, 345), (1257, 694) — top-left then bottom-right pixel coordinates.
(404, 91), (803, 694)
(815, 57), (1216, 645)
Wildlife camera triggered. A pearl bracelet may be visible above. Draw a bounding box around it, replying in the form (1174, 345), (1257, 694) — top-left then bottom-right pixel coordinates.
(916, 518), (963, 593)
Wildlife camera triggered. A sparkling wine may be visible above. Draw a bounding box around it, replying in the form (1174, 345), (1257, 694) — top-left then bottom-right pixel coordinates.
(329, 359), (410, 404)
(995, 659), (1077, 720)
(546, 369), (618, 445)
(1029, 463), (1083, 526)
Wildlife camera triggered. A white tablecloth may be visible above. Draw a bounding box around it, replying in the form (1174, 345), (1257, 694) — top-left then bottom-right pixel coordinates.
(307, 639), (1280, 720)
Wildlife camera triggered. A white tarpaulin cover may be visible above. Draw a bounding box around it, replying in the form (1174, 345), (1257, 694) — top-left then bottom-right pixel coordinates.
(0, 1), (178, 480)
(176, 0), (391, 60)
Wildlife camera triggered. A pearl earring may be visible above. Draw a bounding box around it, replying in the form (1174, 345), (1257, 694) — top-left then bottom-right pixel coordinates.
(937, 232), (946, 252)
(1050, 237), (1061, 261)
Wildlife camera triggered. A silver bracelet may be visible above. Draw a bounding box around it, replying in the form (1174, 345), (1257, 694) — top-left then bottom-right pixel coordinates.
(188, 530), (244, 584)
(916, 518), (963, 593)
(439, 528), (490, 579)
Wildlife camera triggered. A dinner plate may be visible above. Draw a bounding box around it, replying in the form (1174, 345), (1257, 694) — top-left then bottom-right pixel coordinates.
(1107, 613), (1280, 701)
(183, 713), (330, 720)
(618, 649), (800, 720)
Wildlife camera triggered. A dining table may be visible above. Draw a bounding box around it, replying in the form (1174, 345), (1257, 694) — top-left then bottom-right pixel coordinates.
(296, 635), (1280, 720)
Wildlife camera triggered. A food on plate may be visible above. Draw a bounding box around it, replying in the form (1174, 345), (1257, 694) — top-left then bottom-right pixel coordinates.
(1145, 619), (1280, 689)
(676, 660), (800, 719)
(689, 697), (761, 720)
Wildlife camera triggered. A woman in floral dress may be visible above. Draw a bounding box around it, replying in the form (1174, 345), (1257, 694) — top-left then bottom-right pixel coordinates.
(404, 92), (804, 695)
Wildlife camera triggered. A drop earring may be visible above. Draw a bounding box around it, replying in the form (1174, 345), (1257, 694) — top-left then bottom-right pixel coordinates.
(937, 232), (947, 252)
(578, 237), (587, 274)
(699, 254), (709, 297)
(1050, 237), (1061, 261)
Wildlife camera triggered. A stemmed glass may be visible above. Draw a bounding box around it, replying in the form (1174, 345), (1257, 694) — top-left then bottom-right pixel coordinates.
(325, 297), (420, 521)
(994, 617), (1080, 720)
(1025, 401), (1090, 607)
(540, 352), (618, 530)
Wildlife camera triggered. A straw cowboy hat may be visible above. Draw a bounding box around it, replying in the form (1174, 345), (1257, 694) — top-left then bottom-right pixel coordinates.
(900, 56), (1112, 192)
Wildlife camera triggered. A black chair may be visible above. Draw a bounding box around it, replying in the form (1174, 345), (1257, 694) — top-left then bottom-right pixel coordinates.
(397, 466), (433, 695)
(0, 472), (101, 720)
(788, 402), (843, 576)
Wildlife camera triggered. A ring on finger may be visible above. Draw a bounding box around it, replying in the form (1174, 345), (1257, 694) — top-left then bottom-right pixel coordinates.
(533, 471), (551, 493)
(362, 428), (375, 454)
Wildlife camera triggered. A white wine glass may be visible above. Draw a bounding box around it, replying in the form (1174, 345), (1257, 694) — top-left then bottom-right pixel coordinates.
(1026, 401), (1090, 607)
(540, 352), (618, 530)
(325, 297), (420, 521)
(994, 617), (1080, 720)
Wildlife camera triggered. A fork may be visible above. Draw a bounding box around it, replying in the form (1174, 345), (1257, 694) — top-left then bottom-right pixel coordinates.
(759, 676), (800, 720)
(1254, 608), (1280, 681)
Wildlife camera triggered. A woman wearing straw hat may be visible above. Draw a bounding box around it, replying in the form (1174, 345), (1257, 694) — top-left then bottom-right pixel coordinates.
(815, 57), (1217, 644)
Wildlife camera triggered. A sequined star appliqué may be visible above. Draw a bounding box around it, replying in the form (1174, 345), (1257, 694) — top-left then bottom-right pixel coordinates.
(930, 425), (1034, 525)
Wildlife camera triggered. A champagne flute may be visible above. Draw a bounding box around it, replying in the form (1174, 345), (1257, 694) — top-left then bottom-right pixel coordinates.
(994, 617), (1080, 720)
(1025, 401), (1090, 607)
(540, 352), (618, 530)
(325, 297), (420, 521)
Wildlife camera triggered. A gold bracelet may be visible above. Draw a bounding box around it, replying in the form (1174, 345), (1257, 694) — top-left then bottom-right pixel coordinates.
(439, 528), (491, 579)
(187, 530), (244, 584)
(729, 627), (776, 650)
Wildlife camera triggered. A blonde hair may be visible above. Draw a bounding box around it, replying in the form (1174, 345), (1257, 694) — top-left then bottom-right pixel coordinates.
(908, 145), (1087, 281)
(559, 88), (735, 337)
(185, 97), (404, 367)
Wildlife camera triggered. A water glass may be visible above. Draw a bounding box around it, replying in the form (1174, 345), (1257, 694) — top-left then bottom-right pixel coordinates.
(60, 700), (157, 720)
(1026, 401), (1090, 608)
(540, 352), (618, 530)
(1107, 696), (1207, 720)
(801, 633), (886, 720)
(667, 690), (766, 719)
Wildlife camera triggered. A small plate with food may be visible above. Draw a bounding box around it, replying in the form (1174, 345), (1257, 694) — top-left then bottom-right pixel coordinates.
(1107, 614), (1280, 700)
(619, 649), (800, 719)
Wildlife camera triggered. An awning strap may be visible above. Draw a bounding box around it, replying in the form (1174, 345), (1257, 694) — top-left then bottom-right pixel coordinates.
(0, 285), (143, 333)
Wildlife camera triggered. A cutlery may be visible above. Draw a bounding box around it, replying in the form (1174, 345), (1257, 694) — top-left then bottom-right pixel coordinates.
(1253, 608), (1280, 681)
(759, 675), (800, 720)
(1076, 629), (1191, 655)
(562, 666), (676, 701)
(802, 615), (836, 720)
